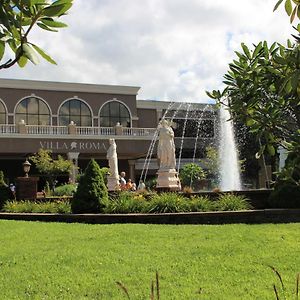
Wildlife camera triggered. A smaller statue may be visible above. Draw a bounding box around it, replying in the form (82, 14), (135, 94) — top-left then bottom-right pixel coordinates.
(157, 119), (176, 170)
(106, 138), (119, 179)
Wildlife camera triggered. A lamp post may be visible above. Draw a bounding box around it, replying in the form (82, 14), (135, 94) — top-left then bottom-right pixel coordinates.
(23, 159), (31, 178)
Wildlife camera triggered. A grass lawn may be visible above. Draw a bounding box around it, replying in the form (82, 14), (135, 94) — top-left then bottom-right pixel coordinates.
(0, 221), (300, 299)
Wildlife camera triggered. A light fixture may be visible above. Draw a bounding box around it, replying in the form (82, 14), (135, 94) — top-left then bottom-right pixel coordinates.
(23, 159), (31, 178)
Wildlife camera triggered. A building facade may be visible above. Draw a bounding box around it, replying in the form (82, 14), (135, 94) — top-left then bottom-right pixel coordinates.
(0, 79), (216, 185)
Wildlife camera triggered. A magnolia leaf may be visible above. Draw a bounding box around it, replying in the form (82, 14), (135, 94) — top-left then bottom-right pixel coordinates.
(253, 42), (263, 58)
(241, 43), (251, 59)
(43, 3), (72, 17)
(40, 18), (67, 28)
(0, 41), (5, 61)
(31, 44), (57, 64)
(37, 22), (58, 32)
(285, 0), (293, 16)
(22, 43), (39, 65)
(290, 5), (297, 22)
(274, 0), (284, 11)
(17, 55), (28, 67)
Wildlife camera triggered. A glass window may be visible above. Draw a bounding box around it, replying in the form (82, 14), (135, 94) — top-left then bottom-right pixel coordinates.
(0, 101), (6, 124)
(99, 101), (131, 127)
(15, 97), (51, 125)
(58, 99), (92, 126)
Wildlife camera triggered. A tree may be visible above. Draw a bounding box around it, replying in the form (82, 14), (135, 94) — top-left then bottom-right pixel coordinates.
(207, 1), (300, 187)
(0, 170), (14, 208)
(71, 159), (108, 214)
(0, 0), (73, 69)
(29, 148), (73, 188)
(179, 163), (206, 190)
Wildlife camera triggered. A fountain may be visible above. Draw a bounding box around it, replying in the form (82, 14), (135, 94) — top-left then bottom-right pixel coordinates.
(218, 101), (242, 191)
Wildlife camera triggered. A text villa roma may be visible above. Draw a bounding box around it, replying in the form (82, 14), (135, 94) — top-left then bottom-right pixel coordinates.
(39, 141), (103, 151)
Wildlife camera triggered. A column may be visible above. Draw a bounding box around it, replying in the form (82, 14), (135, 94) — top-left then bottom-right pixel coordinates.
(128, 159), (136, 182)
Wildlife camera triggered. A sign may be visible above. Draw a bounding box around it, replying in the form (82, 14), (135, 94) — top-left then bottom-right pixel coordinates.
(39, 140), (104, 151)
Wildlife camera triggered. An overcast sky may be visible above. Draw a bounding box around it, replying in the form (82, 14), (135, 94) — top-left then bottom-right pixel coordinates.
(0, 0), (295, 103)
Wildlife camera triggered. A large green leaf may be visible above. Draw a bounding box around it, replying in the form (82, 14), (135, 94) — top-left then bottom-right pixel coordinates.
(31, 43), (57, 65)
(274, 0), (284, 11)
(22, 43), (39, 65)
(285, 0), (293, 16)
(37, 22), (58, 32)
(43, 2), (72, 17)
(40, 18), (67, 28)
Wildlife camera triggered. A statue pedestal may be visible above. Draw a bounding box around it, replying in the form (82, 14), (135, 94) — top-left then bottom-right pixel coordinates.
(107, 176), (120, 191)
(156, 168), (181, 191)
(16, 177), (39, 200)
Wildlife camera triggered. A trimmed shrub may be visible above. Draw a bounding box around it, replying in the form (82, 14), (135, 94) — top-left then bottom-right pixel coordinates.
(215, 194), (251, 211)
(71, 159), (108, 213)
(0, 171), (14, 209)
(268, 183), (300, 208)
(53, 184), (77, 196)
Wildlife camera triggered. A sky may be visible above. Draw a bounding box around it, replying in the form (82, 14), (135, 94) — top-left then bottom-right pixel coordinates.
(0, 0), (295, 103)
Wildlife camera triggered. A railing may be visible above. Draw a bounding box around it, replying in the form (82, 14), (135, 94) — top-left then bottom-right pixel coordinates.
(76, 126), (116, 136)
(26, 125), (68, 135)
(122, 127), (157, 136)
(0, 124), (17, 134)
(0, 124), (154, 138)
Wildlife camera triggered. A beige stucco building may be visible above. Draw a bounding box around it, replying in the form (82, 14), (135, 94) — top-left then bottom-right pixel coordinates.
(0, 78), (216, 185)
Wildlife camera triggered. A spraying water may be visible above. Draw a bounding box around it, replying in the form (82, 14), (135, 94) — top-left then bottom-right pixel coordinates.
(219, 101), (242, 191)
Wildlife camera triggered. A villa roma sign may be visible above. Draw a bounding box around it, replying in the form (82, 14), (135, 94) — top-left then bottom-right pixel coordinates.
(39, 140), (104, 152)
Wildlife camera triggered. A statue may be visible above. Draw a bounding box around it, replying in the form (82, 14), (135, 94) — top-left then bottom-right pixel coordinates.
(106, 138), (119, 177)
(157, 119), (176, 170)
(156, 119), (181, 191)
(106, 139), (120, 191)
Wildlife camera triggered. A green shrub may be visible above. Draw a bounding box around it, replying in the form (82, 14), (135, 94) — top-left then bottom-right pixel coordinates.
(179, 163), (206, 190)
(71, 159), (108, 213)
(215, 194), (251, 211)
(104, 192), (146, 213)
(145, 192), (189, 213)
(53, 183), (77, 196)
(268, 183), (300, 208)
(188, 196), (215, 212)
(3, 200), (71, 214)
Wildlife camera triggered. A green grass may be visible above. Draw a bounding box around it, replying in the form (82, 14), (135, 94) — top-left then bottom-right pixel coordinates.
(0, 221), (300, 299)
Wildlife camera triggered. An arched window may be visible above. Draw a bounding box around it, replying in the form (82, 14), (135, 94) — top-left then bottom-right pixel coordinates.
(15, 96), (51, 125)
(58, 98), (92, 126)
(0, 101), (6, 124)
(99, 101), (131, 127)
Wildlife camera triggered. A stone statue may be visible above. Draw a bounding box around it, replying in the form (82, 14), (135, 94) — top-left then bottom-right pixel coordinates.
(106, 138), (119, 178)
(157, 119), (176, 170)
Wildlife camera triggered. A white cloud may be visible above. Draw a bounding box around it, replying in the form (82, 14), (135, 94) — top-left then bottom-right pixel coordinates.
(0, 0), (294, 103)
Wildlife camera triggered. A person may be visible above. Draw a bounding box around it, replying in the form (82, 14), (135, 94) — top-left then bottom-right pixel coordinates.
(126, 179), (133, 190)
(119, 171), (126, 190)
(157, 119), (176, 170)
(137, 180), (146, 191)
(131, 182), (137, 191)
(9, 183), (16, 197)
(106, 138), (119, 179)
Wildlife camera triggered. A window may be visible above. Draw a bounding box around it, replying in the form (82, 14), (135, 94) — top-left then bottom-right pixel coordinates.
(15, 97), (50, 125)
(58, 99), (92, 126)
(100, 101), (131, 127)
(0, 101), (6, 124)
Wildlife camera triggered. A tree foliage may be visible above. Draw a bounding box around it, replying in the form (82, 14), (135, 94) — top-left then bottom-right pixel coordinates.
(71, 159), (108, 214)
(0, 0), (73, 69)
(29, 148), (73, 187)
(179, 163), (206, 190)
